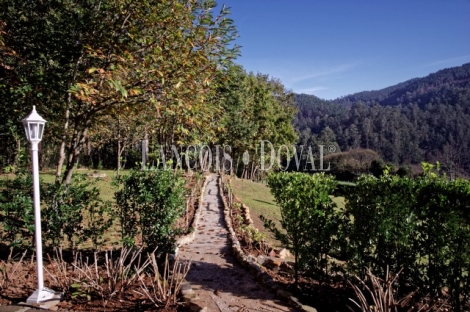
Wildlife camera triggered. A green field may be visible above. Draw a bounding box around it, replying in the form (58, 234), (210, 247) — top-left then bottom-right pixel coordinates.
(230, 178), (283, 246)
(42, 169), (120, 202)
(230, 177), (346, 247)
(231, 179), (281, 224)
(1, 169), (121, 202)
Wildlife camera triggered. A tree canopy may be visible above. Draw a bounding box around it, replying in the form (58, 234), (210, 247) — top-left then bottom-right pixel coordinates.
(0, 0), (298, 180)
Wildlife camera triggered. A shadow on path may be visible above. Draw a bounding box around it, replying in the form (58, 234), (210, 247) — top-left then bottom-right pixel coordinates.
(178, 174), (293, 311)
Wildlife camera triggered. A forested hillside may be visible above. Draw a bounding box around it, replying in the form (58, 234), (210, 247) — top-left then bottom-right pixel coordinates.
(295, 63), (470, 176)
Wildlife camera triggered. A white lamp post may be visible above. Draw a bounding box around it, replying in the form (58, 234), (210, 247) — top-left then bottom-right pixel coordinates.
(22, 106), (60, 304)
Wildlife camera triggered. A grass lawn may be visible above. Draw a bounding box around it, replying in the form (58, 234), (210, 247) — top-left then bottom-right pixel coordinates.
(40, 168), (122, 202)
(230, 178), (284, 247)
(230, 178), (280, 224)
(1, 168), (124, 249)
(230, 177), (346, 248)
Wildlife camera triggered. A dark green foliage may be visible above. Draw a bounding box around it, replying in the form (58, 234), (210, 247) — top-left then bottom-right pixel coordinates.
(412, 170), (470, 311)
(369, 159), (387, 177)
(0, 172), (112, 249)
(294, 63), (470, 175)
(41, 174), (113, 249)
(114, 170), (186, 253)
(0, 172), (34, 247)
(345, 173), (418, 285)
(263, 172), (340, 284)
(265, 164), (470, 310)
(343, 165), (470, 311)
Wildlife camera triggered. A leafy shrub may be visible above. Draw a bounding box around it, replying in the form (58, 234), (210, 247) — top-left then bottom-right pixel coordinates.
(413, 172), (470, 310)
(0, 172), (34, 247)
(41, 174), (113, 249)
(263, 171), (340, 284)
(114, 169), (186, 253)
(0, 172), (112, 250)
(345, 173), (418, 284)
(263, 163), (470, 310)
(344, 164), (470, 311)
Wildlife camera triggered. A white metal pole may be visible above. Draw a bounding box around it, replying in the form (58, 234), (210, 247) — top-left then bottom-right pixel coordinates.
(31, 141), (44, 291)
(24, 107), (62, 305)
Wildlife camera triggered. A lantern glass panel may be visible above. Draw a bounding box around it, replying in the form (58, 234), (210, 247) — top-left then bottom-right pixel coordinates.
(38, 123), (44, 140)
(30, 123), (38, 140)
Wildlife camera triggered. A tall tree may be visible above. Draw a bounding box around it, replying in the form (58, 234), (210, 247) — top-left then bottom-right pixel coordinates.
(217, 69), (297, 177)
(0, 0), (239, 182)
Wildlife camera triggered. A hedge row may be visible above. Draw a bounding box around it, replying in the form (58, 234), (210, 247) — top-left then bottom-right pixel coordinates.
(265, 165), (470, 311)
(0, 170), (188, 254)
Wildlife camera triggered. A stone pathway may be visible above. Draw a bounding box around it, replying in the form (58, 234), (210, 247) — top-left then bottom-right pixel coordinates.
(178, 175), (294, 312)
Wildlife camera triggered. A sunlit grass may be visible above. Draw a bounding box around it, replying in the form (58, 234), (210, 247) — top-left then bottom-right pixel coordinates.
(230, 177), (346, 248)
(230, 178), (280, 223)
(39, 168), (125, 202)
(0, 168), (127, 250)
(230, 177), (283, 247)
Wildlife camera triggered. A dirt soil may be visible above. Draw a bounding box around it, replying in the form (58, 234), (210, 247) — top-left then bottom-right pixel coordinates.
(0, 248), (181, 311)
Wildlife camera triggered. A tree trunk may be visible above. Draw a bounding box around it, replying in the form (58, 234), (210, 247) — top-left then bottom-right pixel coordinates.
(141, 130), (149, 170)
(56, 53), (83, 182)
(117, 108), (123, 175)
(13, 137), (20, 170)
(55, 97), (70, 182)
(117, 139), (123, 175)
(62, 121), (90, 185)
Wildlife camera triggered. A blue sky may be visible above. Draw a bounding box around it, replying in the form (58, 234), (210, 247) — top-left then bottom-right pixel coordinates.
(217, 0), (470, 100)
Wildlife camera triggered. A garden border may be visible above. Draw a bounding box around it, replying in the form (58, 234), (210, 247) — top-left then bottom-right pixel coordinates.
(175, 174), (209, 311)
(219, 175), (318, 312)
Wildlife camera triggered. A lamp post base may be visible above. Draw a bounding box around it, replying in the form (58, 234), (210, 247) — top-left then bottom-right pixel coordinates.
(26, 287), (63, 304)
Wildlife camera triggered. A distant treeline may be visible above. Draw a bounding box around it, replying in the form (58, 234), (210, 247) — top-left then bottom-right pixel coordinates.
(294, 63), (470, 177)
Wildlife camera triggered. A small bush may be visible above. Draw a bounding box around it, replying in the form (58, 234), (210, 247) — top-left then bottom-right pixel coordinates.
(42, 174), (113, 249)
(114, 169), (186, 253)
(0, 172), (34, 247)
(263, 171), (340, 284)
(0, 172), (112, 249)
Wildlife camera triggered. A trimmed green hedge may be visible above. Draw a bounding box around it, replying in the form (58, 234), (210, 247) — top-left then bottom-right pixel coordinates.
(265, 166), (470, 310)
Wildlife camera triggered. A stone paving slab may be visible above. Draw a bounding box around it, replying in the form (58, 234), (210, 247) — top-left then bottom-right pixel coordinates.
(178, 174), (294, 311)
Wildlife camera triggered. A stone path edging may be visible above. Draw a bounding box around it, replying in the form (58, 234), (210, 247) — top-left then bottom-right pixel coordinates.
(174, 174), (316, 311)
(219, 176), (318, 312)
(174, 175), (209, 311)
(175, 175), (210, 249)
